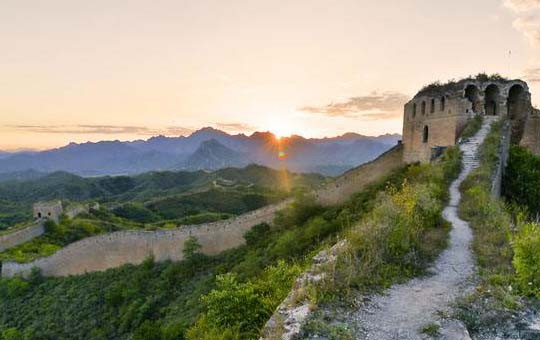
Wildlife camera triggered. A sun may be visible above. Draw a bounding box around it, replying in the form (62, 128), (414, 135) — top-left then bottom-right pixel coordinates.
(265, 121), (296, 139)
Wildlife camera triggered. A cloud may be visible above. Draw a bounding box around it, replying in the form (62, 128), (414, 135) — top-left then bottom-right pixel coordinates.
(504, 0), (540, 46)
(3, 124), (194, 136)
(504, 0), (540, 12)
(524, 67), (540, 82)
(214, 122), (256, 133)
(513, 14), (540, 46)
(299, 91), (408, 120)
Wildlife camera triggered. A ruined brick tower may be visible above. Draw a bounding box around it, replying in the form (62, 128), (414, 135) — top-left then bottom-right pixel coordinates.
(402, 75), (539, 163)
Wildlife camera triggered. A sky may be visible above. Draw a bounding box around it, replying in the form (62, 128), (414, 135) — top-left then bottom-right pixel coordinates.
(1, 0), (540, 150)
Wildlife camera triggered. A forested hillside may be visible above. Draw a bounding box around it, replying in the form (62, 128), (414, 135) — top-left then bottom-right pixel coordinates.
(0, 165), (325, 231)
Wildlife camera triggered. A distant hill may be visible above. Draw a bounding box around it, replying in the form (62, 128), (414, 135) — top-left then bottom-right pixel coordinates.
(0, 164), (324, 205)
(0, 164), (325, 229)
(0, 128), (401, 176)
(0, 169), (47, 183)
(181, 139), (250, 171)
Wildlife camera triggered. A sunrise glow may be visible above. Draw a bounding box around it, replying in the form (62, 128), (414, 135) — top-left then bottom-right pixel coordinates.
(0, 0), (539, 150)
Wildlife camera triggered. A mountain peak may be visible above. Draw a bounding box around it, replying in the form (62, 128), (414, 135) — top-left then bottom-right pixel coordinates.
(189, 127), (230, 137)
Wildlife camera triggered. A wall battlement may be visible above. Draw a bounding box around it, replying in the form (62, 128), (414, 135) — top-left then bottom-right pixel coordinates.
(402, 76), (534, 163)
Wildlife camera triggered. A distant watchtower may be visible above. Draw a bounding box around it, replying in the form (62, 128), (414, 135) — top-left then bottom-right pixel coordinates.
(33, 201), (63, 223)
(402, 75), (537, 163)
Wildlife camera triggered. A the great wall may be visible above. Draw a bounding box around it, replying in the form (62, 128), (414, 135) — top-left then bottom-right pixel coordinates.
(0, 144), (404, 278)
(0, 222), (45, 253)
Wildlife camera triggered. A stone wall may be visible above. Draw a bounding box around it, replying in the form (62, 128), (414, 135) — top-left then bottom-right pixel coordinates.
(65, 204), (89, 219)
(520, 114), (540, 154)
(315, 144), (404, 206)
(0, 223), (45, 253)
(1, 201), (290, 278)
(491, 121), (511, 197)
(1, 144), (405, 278)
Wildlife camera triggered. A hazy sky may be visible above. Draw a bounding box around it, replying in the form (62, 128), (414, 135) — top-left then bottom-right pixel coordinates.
(1, 0), (540, 150)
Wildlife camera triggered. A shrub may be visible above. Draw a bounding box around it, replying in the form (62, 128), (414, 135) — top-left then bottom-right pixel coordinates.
(198, 273), (269, 337)
(183, 236), (202, 261)
(512, 222), (540, 297)
(326, 147), (458, 294)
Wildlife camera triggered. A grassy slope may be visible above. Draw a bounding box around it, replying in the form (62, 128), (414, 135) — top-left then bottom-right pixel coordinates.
(456, 120), (540, 335)
(0, 166), (407, 340)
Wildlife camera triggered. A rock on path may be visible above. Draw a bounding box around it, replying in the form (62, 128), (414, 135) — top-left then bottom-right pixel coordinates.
(350, 116), (498, 340)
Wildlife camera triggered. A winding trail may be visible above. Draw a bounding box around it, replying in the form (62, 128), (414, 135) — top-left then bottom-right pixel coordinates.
(351, 116), (497, 339)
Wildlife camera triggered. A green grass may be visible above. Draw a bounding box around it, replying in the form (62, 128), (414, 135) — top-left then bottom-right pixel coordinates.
(316, 147), (460, 297)
(455, 119), (540, 333)
(419, 322), (440, 336)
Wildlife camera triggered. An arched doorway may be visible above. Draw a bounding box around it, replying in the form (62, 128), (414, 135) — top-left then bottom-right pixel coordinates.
(507, 84), (529, 144)
(440, 96), (446, 112)
(507, 84), (526, 120)
(422, 125), (429, 143)
(464, 85), (479, 112)
(484, 84), (500, 115)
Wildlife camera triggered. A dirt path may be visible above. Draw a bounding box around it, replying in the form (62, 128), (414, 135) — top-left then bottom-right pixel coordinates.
(348, 117), (497, 339)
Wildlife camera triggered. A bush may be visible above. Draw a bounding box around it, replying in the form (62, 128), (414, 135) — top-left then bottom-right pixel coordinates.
(198, 273), (270, 337)
(326, 147), (459, 294)
(504, 145), (540, 217)
(512, 223), (540, 297)
(183, 236), (202, 261)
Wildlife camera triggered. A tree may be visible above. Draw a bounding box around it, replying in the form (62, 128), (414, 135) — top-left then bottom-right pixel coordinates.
(183, 236), (202, 261)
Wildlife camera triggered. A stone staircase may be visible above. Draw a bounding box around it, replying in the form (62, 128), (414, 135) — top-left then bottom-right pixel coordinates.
(460, 116), (498, 171)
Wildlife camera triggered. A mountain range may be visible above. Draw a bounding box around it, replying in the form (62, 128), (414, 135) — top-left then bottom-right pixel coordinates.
(0, 128), (401, 176)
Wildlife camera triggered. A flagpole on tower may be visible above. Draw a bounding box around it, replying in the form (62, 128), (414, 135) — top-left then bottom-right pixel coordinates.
(508, 50), (512, 77)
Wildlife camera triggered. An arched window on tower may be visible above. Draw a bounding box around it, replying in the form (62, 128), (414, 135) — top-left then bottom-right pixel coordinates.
(440, 96), (446, 112)
(412, 103), (417, 118)
(430, 98), (435, 113)
(421, 101), (426, 115)
(422, 125), (429, 143)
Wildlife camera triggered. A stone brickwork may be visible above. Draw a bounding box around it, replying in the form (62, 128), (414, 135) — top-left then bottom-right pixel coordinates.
(33, 201), (63, 223)
(402, 77), (533, 163)
(315, 144), (404, 205)
(520, 113), (540, 154)
(0, 223), (45, 253)
(65, 204), (89, 219)
(491, 121), (511, 197)
(1, 201), (291, 277)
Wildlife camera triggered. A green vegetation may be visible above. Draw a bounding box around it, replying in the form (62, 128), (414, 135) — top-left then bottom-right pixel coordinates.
(0, 165), (325, 231)
(419, 322), (441, 336)
(418, 73), (508, 96)
(298, 147), (460, 339)
(456, 120), (540, 333)
(318, 147), (460, 296)
(504, 145), (540, 216)
(0, 165), (407, 339)
(0, 165), (323, 262)
(0, 215), (143, 263)
(512, 222), (540, 298)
